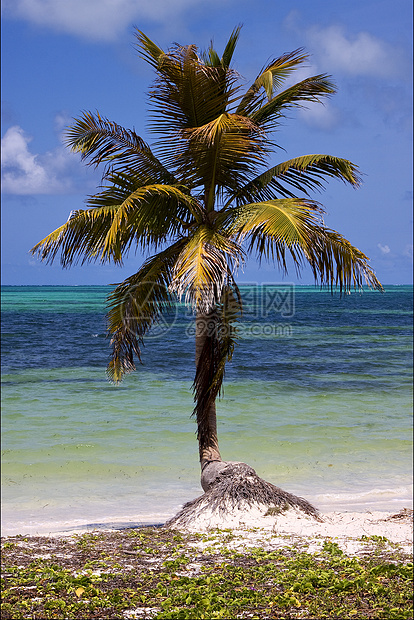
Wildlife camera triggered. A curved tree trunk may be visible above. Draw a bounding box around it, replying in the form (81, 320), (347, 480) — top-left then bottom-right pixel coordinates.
(195, 311), (222, 474)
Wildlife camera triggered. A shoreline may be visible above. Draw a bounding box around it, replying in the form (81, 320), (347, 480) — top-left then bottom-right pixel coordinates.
(2, 487), (412, 538)
(2, 508), (412, 556)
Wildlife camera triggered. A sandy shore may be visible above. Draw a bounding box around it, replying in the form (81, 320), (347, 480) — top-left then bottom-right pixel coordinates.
(175, 507), (413, 556)
(172, 507), (413, 556)
(5, 507), (411, 557)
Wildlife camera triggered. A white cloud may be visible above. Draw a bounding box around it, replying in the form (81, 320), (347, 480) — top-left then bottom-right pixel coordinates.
(1, 125), (92, 195)
(1, 0), (199, 41)
(299, 100), (341, 131)
(307, 25), (402, 78)
(377, 243), (391, 255)
(403, 244), (413, 260)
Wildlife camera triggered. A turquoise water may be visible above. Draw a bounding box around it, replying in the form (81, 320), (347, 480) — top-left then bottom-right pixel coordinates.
(1, 285), (412, 534)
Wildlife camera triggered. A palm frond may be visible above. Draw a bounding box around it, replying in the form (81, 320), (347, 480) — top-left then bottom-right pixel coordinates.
(31, 183), (201, 266)
(203, 45), (221, 68)
(250, 75), (336, 129)
(236, 48), (310, 115)
(226, 198), (382, 291)
(92, 182), (201, 260)
(202, 25), (242, 68)
(146, 42), (240, 140)
(221, 25), (242, 68)
(170, 225), (245, 312)
(106, 240), (187, 382)
(65, 111), (177, 185)
(30, 207), (115, 266)
(305, 229), (383, 293)
(180, 113), (268, 204)
(134, 30), (166, 69)
(225, 198), (322, 271)
(226, 154), (361, 205)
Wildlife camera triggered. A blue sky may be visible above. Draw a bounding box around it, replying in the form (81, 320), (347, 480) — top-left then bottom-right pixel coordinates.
(1, 0), (412, 286)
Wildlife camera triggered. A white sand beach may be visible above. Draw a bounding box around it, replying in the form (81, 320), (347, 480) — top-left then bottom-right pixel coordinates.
(163, 506), (413, 556)
(5, 507), (408, 559)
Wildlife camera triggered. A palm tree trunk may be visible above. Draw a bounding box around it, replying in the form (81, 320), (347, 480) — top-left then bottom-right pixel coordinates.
(168, 309), (320, 519)
(195, 311), (222, 469)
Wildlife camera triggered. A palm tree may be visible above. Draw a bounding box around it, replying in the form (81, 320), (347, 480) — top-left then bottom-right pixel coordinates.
(32, 27), (382, 524)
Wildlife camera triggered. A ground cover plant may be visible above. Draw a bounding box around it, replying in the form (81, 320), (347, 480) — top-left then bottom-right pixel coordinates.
(2, 526), (412, 619)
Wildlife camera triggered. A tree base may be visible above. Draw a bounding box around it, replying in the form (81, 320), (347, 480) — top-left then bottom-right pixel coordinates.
(166, 461), (321, 530)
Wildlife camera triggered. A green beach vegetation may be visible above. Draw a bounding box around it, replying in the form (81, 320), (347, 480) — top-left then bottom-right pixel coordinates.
(1, 526), (412, 619)
(31, 27), (382, 520)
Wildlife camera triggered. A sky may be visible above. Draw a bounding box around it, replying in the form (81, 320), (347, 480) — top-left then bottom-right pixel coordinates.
(1, 0), (413, 286)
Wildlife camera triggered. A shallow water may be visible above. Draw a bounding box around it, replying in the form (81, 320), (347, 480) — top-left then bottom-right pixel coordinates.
(1, 285), (412, 535)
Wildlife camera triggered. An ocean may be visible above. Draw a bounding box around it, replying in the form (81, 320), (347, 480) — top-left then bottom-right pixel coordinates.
(1, 284), (412, 535)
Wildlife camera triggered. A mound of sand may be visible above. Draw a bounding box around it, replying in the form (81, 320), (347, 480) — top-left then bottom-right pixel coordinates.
(166, 505), (413, 555)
